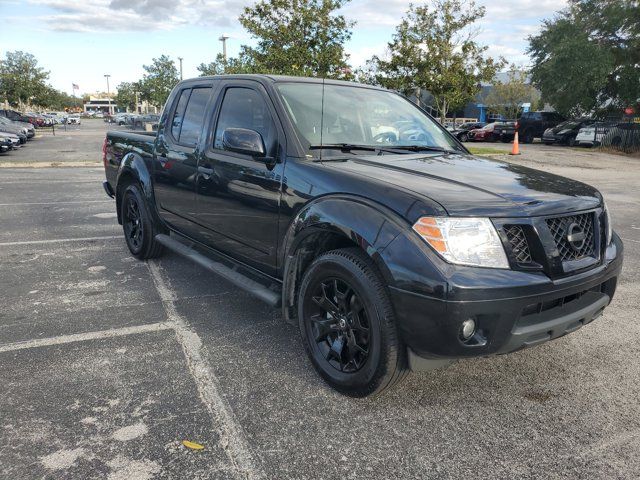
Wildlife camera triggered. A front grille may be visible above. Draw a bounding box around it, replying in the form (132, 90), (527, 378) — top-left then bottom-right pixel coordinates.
(504, 225), (532, 263)
(546, 212), (595, 261)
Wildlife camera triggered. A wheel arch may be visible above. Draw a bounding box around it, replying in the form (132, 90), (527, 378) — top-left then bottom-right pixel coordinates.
(280, 195), (409, 325)
(115, 152), (156, 225)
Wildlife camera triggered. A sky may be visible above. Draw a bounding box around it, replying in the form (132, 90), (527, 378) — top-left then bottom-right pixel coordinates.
(0, 0), (566, 96)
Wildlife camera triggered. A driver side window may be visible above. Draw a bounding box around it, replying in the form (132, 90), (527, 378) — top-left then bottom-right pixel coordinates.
(214, 87), (277, 155)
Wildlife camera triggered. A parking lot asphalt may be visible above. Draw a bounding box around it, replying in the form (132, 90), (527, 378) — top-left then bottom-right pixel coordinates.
(1, 127), (639, 479)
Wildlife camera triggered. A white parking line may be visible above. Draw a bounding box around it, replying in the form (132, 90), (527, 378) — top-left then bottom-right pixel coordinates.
(147, 261), (265, 480)
(0, 236), (121, 247)
(0, 322), (172, 354)
(0, 200), (112, 206)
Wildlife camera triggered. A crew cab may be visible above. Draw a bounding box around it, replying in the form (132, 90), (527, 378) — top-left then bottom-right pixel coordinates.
(102, 75), (623, 396)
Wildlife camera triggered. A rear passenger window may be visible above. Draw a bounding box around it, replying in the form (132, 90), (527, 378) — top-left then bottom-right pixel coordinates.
(179, 88), (212, 146)
(214, 88), (276, 154)
(171, 89), (190, 139)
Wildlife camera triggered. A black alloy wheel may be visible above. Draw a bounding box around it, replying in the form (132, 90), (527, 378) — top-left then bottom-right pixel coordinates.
(305, 277), (370, 373)
(298, 248), (407, 396)
(120, 183), (164, 259)
(123, 193), (143, 253)
(459, 132), (469, 142)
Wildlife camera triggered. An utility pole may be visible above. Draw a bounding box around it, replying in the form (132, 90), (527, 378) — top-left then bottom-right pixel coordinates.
(104, 74), (111, 115)
(218, 34), (230, 63)
(178, 57), (183, 80)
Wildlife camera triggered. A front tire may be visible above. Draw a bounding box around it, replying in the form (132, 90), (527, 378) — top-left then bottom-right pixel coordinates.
(298, 248), (407, 397)
(121, 183), (164, 259)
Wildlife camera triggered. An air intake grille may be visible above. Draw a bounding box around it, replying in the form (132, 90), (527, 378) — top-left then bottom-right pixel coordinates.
(546, 213), (595, 261)
(504, 225), (532, 264)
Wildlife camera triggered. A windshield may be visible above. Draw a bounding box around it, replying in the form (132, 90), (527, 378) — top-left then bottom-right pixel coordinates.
(276, 82), (462, 155)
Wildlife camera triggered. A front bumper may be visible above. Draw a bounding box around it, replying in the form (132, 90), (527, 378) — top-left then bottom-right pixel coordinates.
(389, 235), (623, 364)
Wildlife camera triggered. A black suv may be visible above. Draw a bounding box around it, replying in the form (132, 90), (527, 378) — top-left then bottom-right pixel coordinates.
(102, 75), (623, 396)
(517, 111), (565, 143)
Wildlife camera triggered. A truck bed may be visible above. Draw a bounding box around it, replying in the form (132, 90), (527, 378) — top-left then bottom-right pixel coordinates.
(104, 129), (157, 190)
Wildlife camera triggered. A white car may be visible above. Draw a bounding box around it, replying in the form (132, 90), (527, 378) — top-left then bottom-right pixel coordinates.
(67, 114), (81, 125)
(576, 122), (612, 146)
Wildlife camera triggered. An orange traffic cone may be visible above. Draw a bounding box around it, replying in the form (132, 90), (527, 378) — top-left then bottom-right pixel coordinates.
(510, 131), (521, 155)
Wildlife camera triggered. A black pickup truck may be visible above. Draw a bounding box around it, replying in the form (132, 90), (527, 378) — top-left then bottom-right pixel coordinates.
(103, 75), (623, 397)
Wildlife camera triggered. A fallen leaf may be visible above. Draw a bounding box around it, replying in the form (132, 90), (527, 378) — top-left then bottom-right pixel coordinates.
(182, 440), (205, 450)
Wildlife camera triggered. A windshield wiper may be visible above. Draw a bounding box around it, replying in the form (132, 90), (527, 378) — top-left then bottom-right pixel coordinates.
(309, 143), (380, 153)
(310, 143), (458, 155)
(385, 145), (458, 154)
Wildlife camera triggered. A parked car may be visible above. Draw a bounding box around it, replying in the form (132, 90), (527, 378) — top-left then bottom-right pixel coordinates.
(467, 122), (500, 142)
(542, 119), (594, 146)
(0, 136), (12, 153)
(0, 116), (35, 139)
(67, 114), (81, 125)
(576, 123), (607, 147)
(493, 121), (516, 143)
(102, 75), (622, 397)
(0, 120), (28, 144)
(0, 109), (37, 126)
(0, 131), (22, 149)
(516, 111), (565, 143)
(452, 122), (486, 142)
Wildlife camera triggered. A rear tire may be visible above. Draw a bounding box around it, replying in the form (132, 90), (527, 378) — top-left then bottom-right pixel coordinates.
(521, 130), (534, 144)
(121, 183), (164, 260)
(298, 248), (408, 397)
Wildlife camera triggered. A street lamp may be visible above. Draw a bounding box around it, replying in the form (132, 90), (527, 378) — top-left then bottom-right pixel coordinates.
(218, 34), (230, 62)
(104, 74), (111, 115)
(178, 57), (183, 80)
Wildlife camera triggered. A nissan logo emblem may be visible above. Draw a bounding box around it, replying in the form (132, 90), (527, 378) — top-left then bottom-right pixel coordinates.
(566, 222), (586, 251)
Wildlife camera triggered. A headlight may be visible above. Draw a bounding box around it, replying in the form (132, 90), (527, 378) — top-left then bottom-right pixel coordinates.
(603, 200), (612, 245)
(413, 217), (509, 269)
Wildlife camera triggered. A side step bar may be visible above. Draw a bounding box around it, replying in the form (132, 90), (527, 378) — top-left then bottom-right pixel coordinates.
(155, 234), (280, 307)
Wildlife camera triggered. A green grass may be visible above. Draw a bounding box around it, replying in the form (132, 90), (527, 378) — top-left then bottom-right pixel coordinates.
(467, 146), (509, 155)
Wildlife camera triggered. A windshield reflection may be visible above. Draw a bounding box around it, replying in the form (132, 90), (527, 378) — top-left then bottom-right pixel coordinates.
(276, 82), (462, 155)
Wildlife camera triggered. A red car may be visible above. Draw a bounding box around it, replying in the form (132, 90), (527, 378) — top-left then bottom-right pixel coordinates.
(467, 122), (498, 141)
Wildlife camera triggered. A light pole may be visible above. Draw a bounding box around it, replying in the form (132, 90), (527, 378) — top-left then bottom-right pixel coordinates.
(104, 74), (111, 115)
(218, 34), (230, 63)
(178, 57), (183, 80)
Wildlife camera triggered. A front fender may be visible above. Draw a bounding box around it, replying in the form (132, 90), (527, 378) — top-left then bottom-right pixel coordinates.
(282, 194), (411, 287)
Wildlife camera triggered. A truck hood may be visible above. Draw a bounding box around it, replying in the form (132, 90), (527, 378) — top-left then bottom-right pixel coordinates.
(323, 152), (601, 217)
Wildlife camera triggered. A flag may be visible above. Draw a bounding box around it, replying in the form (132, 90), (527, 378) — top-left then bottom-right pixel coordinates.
(72, 83), (79, 90)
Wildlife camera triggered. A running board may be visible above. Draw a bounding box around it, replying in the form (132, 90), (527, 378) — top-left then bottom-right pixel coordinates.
(155, 234), (281, 307)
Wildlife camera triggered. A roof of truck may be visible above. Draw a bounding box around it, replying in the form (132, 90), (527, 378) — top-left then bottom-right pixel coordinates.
(185, 74), (385, 90)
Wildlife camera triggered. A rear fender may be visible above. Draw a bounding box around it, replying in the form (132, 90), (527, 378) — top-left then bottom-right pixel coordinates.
(115, 152), (158, 225)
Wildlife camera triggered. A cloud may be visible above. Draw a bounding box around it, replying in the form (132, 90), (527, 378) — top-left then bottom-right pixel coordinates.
(28, 0), (246, 32)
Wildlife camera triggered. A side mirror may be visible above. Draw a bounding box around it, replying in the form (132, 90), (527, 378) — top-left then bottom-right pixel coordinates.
(222, 128), (266, 157)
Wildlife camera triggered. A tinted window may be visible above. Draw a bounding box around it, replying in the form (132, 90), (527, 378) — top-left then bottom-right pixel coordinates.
(171, 89), (190, 139)
(179, 87), (211, 146)
(214, 88), (276, 153)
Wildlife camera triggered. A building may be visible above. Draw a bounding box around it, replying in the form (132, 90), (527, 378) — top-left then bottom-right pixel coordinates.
(83, 96), (121, 115)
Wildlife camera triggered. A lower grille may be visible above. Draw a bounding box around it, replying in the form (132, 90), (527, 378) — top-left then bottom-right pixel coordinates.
(504, 225), (532, 264)
(546, 212), (596, 261)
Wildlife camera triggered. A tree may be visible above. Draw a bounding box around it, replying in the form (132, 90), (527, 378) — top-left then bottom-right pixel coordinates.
(528, 0), (639, 116)
(0, 51), (50, 108)
(485, 66), (540, 120)
(226, 0), (354, 78)
(364, 0), (505, 122)
(139, 55), (180, 107)
(115, 81), (141, 111)
(197, 53), (256, 76)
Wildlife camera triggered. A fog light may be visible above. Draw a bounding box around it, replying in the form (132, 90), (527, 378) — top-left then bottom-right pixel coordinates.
(460, 319), (476, 340)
